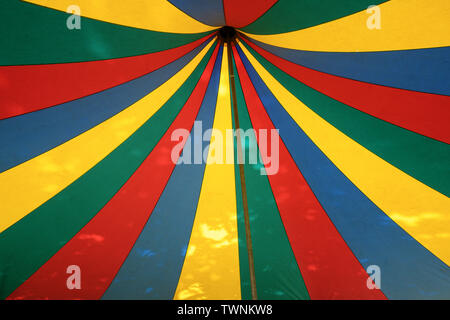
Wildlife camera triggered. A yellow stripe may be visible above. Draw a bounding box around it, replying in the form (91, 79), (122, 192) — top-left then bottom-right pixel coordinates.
(0, 39), (215, 233)
(237, 39), (450, 264)
(174, 44), (241, 300)
(24, 0), (216, 34)
(242, 0), (450, 52)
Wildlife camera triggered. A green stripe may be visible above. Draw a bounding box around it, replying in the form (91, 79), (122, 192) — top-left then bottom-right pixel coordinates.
(241, 0), (388, 35)
(232, 140), (253, 300)
(0, 43), (216, 299)
(0, 1), (213, 65)
(240, 40), (450, 197)
(231, 55), (309, 300)
(230, 64), (252, 301)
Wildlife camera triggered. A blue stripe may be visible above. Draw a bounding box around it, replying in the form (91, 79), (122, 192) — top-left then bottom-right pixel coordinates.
(0, 39), (211, 173)
(245, 37), (450, 96)
(235, 43), (450, 299)
(169, 0), (225, 26)
(102, 45), (223, 300)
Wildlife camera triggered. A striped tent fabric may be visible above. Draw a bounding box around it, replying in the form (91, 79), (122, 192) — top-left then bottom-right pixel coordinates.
(0, 0), (449, 300)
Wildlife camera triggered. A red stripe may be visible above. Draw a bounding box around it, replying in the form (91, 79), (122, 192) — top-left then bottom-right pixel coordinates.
(240, 36), (450, 144)
(7, 43), (220, 300)
(224, 0), (277, 28)
(232, 43), (386, 300)
(0, 33), (214, 120)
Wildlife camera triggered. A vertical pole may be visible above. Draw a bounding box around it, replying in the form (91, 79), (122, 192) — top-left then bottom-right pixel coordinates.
(226, 38), (258, 300)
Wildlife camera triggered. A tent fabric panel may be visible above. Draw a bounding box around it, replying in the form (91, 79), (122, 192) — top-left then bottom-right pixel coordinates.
(0, 43), (217, 300)
(245, 38), (450, 96)
(24, 0), (216, 33)
(229, 61), (253, 300)
(233, 43), (386, 300)
(240, 0), (387, 35)
(0, 41), (214, 234)
(241, 37), (450, 144)
(242, 0), (450, 52)
(235, 42), (450, 299)
(7, 43), (219, 300)
(223, 0), (277, 28)
(169, 0), (225, 27)
(237, 40), (450, 267)
(230, 54), (310, 300)
(0, 1), (213, 65)
(174, 44), (241, 300)
(239, 39), (450, 197)
(0, 34), (214, 120)
(0, 40), (210, 173)
(103, 46), (223, 300)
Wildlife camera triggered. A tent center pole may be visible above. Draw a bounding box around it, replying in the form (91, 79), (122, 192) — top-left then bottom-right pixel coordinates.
(226, 37), (258, 301)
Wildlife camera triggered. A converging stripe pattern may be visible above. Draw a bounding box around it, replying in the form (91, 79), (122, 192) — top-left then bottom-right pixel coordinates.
(0, 0), (449, 300)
